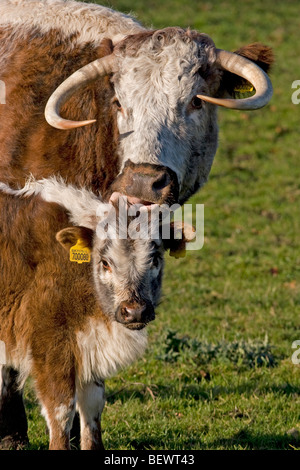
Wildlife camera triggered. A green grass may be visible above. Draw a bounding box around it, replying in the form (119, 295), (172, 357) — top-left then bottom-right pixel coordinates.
(24, 0), (300, 450)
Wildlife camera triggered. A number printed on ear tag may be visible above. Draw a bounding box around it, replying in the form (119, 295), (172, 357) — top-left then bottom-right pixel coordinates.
(234, 83), (254, 93)
(70, 240), (91, 264)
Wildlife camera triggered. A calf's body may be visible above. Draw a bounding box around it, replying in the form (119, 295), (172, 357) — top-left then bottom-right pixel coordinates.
(0, 191), (149, 449)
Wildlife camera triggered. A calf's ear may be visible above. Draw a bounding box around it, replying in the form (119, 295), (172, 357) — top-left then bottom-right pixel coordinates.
(164, 222), (196, 259)
(56, 226), (94, 252)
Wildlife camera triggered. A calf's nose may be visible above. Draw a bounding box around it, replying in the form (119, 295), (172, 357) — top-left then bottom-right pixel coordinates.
(116, 301), (155, 328)
(122, 305), (144, 323)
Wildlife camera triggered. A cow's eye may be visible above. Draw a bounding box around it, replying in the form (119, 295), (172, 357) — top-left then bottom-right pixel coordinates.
(191, 96), (203, 110)
(101, 259), (111, 271)
(113, 98), (122, 110)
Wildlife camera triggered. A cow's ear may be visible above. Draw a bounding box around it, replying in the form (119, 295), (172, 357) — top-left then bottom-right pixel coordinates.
(95, 38), (114, 58)
(219, 43), (274, 98)
(56, 226), (94, 252)
(164, 222), (196, 259)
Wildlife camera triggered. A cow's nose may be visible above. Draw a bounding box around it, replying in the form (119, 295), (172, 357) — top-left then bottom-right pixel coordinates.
(122, 305), (144, 323)
(151, 171), (170, 193)
(127, 166), (177, 204)
(107, 161), (179, 205)
(116, 301), (155, 328)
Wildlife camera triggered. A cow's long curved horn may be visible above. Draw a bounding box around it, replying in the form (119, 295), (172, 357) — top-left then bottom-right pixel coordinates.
(197, 49), (273, 110)
(45, 54), (117, 130)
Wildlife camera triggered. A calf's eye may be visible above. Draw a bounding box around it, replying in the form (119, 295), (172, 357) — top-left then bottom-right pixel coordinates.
(101, 260), (111, 271)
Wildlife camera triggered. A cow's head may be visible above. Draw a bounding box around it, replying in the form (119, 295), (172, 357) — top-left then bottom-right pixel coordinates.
(45, 28), (273, 205)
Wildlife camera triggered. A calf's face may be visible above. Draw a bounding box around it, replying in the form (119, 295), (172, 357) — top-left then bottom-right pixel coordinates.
(94, 236), (163, 330)
(56, 208), (195, 330)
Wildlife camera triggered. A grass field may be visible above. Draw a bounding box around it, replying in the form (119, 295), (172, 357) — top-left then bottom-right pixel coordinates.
(24, 0), (300, 450)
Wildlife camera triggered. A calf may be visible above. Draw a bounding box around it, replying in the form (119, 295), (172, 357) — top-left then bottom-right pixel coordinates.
(0, 178), (195, 450)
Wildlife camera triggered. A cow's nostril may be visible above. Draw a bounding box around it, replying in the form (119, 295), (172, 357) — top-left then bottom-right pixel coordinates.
(152, 173), (170, 192)
(117, 302), (155, 328)
(107, 162), (179, 205)
(121, 307), (133, 321)
(120, 303), (148, 324)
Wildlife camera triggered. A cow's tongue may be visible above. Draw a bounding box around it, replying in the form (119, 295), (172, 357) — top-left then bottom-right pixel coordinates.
(109, 192), (153, 206)
(126, 196), (153, 206)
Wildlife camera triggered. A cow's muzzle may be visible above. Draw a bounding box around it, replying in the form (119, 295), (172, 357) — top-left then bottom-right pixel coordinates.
(107, 160), (179, 206)
(116, 301), (155, 330)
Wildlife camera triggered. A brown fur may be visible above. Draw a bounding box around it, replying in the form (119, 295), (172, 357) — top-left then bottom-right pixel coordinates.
(0, 27), (119, 195)
(0, 192), (104, 449)
(0, 192), (100, 355)
(234, 42), (274, 73)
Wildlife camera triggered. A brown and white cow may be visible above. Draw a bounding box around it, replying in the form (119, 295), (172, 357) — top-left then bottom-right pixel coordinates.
(0, 0), (273, 448)
(0, 177), (195, 450)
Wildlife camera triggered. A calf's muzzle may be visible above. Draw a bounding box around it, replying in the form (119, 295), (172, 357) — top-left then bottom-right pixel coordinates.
(107, 160), (179, 205)
(116, 301), (155, 330)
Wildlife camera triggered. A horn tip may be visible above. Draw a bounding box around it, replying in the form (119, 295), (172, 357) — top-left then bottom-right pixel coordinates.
(46, 118), (97, 130)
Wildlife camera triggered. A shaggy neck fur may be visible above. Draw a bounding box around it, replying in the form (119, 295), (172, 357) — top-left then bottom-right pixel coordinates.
(76, 317), (148, 382)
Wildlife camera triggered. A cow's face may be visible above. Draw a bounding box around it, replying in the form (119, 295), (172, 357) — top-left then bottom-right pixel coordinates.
(111, 28), (220, 205)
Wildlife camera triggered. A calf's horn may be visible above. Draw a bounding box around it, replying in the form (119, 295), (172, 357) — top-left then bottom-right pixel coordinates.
(197, 49), (273, 110)
(45, 54), (117, 130)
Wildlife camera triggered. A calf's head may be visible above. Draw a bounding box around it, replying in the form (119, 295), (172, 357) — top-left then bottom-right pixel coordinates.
(56, 200), (195, 330)
(44, 29), (273, 205)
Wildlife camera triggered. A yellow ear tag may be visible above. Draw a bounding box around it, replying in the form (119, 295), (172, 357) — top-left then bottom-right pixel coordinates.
(169, 243), (186, 259)
(70, 239), (91, 264)
(234, 83), (254, 93)
(169, 248), (186, 259)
